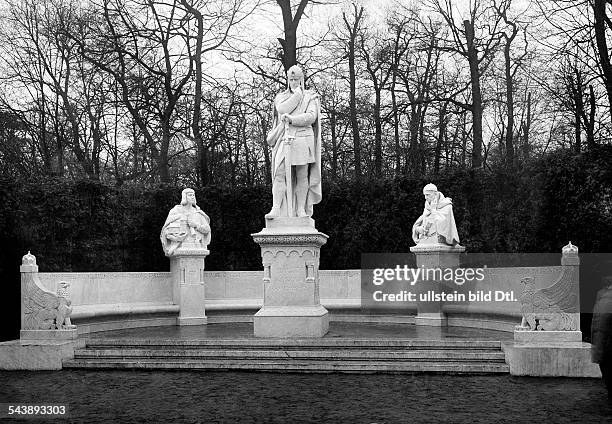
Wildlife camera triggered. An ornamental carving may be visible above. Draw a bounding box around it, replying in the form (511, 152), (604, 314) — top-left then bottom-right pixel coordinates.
(252, 234), (328, 247)
(21, 253), (76, 331)
(516, 243), (580, 332)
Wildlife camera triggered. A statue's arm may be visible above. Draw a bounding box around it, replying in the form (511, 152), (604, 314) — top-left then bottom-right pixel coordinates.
(290, 98), (318, 127)
(196, 209), (211, 234)
(276, 91), (303, 115)
(162, 207), (182, 229)
(436, 203), (454, 217)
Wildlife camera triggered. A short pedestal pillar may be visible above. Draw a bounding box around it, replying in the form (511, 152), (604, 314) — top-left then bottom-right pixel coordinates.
(170, 247), (209, 326)
(410, 242), (465, 326)
(252, 217), (329, 337)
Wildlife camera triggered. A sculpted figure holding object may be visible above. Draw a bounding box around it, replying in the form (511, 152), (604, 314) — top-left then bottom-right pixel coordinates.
(412, 183), (460, 246)
(161, 188), (211, 256)
(265, 65), (322, 219)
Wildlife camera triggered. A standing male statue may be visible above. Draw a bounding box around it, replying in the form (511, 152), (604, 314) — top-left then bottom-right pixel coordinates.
(265, 65), (322, 219)
(160, 188), (211, 256)
(412, 183), (460, 246)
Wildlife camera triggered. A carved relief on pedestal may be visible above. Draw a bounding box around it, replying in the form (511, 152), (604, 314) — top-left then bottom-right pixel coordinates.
(515, 243), (580, 332)
(21, 252), (76, 331)
(252, 233), (327, 248)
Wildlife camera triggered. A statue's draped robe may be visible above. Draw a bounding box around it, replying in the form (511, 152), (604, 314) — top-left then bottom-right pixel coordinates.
(412, 192), (460, 245)
(160, 205), (211, 255)
(267, 89), (322, 217)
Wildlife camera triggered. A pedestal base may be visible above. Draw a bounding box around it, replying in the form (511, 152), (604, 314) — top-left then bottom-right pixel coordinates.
(252, 218), (329, 338)
(0, 338), (85, 370)
(410, 243), (465, 327)
(169, 249), (208, 326)
(254, 306), (329, 337)
(178, 316), (208, 326)
(20, 329), (78, 340)
(504, 340), (600, 377)
(178, 281), (207, 326)
(414, 313), (447, 327)
(514, 330), (583, 344)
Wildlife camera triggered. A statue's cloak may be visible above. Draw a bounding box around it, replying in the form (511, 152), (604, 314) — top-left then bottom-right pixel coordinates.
(160, 205), (211, 255)
(267, 89), (322, 217)
(412, 192), (460, 245)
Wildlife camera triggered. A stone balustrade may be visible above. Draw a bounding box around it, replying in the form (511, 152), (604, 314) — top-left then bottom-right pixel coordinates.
(28, 258), (572, 335)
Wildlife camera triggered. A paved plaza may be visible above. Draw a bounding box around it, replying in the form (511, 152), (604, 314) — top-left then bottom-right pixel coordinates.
(2, 323), (610, 423)
(1, 369), (610, 423)
(85, 322), (514, 341)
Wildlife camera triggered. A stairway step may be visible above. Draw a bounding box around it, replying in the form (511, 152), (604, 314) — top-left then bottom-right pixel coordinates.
(84, 338), (502, 350)
(73, 348), (506, 362)
(63, 358), (509, 373)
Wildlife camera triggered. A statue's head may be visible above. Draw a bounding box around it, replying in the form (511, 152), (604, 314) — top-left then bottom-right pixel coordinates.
(423, 183), (438, 203)
(286, 65), (305, 92)
(181, 188), (197, 206)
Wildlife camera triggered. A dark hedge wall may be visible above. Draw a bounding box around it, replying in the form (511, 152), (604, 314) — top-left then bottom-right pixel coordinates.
(2, 146), (612, 340)
(1, 146), (612, 275)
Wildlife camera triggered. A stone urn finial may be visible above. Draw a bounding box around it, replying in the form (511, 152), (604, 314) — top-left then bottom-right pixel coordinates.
(562, 242), (579, 255)
(22, 251), (36, 266)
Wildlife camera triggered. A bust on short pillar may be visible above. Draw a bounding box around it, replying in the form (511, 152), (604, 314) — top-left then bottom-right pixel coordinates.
(161, 188), (210, 326)
(410, 183), (465, 327)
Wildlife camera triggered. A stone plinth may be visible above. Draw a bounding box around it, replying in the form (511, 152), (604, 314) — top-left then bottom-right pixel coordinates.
(514, 330), (582, 344)
(410, 242), (465, 326)
(169, 246), (209, 326)
(252, 218), (329, 337)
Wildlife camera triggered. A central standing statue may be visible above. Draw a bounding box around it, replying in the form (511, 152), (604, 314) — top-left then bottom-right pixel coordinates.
(265, 65), (322, 219)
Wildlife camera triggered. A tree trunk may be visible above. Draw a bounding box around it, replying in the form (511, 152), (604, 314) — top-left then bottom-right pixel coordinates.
(373, 87), (382, 177)
(391, 71), (401, 174)
(160, 119), (171, 183)
(408, 105), (419, 176)
(277, 0), (310, 71)
(521, 92), (531, 160)
(343, 5), (364, 180)
(464, 19), (483, 169)
(593, 0), (612, 122)
(504, 34), (515, 165)
(571, 71), (584, 153)
(329, 109), (338, 179)
(587, 85), (596, 150)
(182, 0), (204, 185)
(434, 101), (448, 174)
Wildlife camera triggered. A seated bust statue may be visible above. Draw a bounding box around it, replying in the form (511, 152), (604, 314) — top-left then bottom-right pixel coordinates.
(412, 183), (460, 246)
(160, 188), (211, 256)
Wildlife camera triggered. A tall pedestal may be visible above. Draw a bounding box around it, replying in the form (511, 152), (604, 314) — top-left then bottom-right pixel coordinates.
(410, 242), (465, 327)
(170, 247), (209, 326)
(252, 217), (329, 337)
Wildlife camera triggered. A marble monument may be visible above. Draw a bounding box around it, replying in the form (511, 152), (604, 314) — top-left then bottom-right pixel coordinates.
(161, 188), (210, 325)
(253, 65), (329, 337)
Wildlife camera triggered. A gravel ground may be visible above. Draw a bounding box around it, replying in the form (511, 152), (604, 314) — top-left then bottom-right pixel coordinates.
(1, 371), (610, 423)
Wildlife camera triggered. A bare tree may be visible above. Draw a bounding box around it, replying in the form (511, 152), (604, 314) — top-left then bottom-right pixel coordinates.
(359, 29), (393, 177)
(341, 3), (364, 180)
(428, 0), (505, 169)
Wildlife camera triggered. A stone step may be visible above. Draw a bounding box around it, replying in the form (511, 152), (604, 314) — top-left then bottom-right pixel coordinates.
(73, 348), (506, 362)
(83, 338), (503, 350)
(63, 358), (509, 373)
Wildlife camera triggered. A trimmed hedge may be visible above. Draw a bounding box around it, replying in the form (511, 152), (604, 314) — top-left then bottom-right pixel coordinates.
(1, 146), (612, 275)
